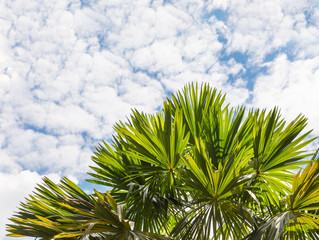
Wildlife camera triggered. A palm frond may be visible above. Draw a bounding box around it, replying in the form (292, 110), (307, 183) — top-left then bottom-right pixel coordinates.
(7, 177), (172, 240)
(246, 156), (319, 240)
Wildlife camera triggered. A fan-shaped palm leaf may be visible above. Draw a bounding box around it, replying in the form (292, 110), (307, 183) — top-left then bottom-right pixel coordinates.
(171, 104), (257, 239)
(246, 153), (319, 240)
(7, 177), (172, 240)
(89, 103), (189, 233)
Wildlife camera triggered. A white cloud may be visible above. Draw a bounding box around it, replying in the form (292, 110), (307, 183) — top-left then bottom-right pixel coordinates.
(220, 0), (319, 63)
(0, 150), (21, 174)
(130, 39), (185, 75)
(45, 104), (98, 134)
(252, 54), (319, 135)
(205, 0), (229, 10)
(119, 76), (165, 110)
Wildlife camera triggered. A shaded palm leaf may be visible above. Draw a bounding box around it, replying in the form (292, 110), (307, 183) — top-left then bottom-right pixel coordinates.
(246, 154), (319, 240)
(7, 177), (172, 240)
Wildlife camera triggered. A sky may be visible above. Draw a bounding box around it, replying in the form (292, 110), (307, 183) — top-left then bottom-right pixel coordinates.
(1, 0), (319, 239)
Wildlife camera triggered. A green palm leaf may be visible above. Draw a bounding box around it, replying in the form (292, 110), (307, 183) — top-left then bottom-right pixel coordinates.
(7, 177), (172, 240)
(246, 154), (319, 240)
(171, 105), (256, 239)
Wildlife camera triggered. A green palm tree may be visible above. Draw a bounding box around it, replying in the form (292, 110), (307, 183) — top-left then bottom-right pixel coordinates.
(7, 82), (319, 239)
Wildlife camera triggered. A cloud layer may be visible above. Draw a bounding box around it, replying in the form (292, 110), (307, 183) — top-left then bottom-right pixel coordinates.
(1, 0), (319, 238)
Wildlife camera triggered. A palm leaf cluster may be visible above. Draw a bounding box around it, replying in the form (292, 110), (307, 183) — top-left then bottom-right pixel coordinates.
(7, 82), (319, 239)
(7, 177), (169, 240)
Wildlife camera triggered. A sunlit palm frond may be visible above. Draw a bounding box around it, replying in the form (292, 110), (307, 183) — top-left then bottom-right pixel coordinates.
(168, 82), (226, 144)
(89, 101), (189, 234)
(171, 104), (256, 239)
(246, 108), (315, 209)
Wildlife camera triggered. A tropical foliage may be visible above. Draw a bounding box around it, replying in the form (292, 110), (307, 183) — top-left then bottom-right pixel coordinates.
(7, 83), (319, 239)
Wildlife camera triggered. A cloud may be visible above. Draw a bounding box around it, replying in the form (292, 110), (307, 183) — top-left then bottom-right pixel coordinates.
(252, 54), (319, 136)
(217, 0), (319, 64)
(130, 40), (185, 75)
(0, 150), (21, 174)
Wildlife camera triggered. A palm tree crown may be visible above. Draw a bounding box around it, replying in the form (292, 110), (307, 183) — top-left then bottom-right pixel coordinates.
(7, 82), (319, 240)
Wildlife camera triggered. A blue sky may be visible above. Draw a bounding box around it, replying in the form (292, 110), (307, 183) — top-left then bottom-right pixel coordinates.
(1, 0), (319, 238)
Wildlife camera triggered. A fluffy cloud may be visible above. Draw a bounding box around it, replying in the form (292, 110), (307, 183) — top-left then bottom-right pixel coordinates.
(252, 54), (319, 136)
(224, 0), (319, 63)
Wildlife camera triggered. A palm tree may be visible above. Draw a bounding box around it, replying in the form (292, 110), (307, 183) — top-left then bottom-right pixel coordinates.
(7, 82), (319, 239)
